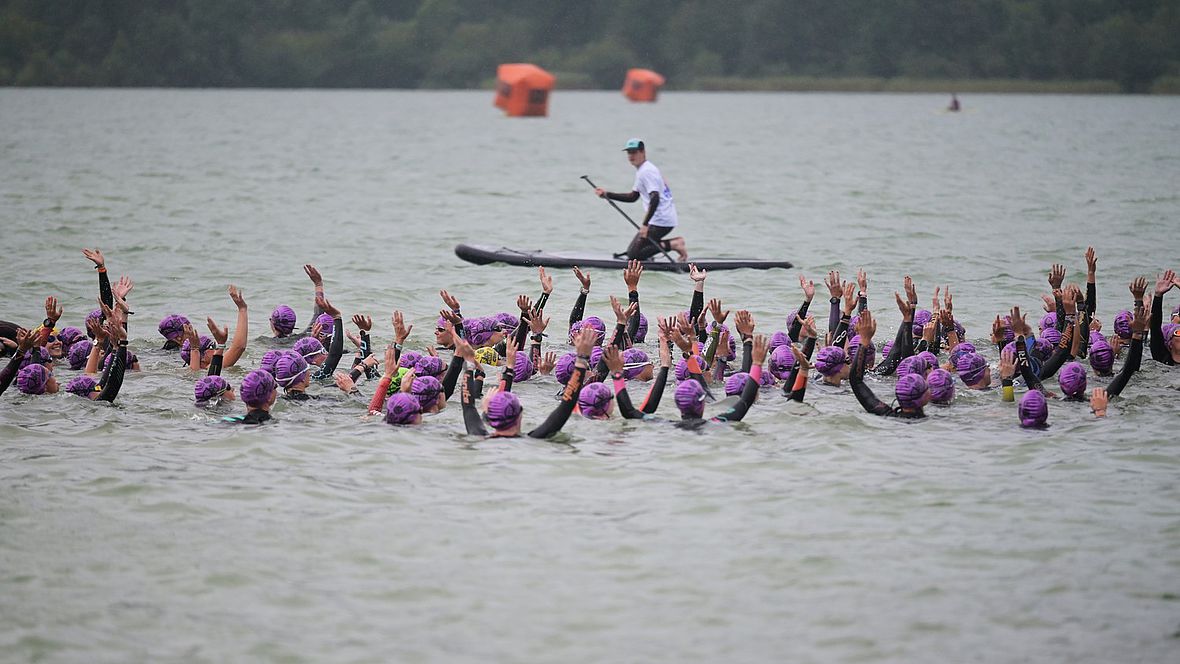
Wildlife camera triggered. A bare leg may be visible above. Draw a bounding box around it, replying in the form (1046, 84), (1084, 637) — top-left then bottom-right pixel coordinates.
(667, 237), (688, 262)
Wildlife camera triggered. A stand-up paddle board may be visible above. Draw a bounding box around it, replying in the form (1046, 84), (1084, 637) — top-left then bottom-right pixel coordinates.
(455, 244), (792, 272)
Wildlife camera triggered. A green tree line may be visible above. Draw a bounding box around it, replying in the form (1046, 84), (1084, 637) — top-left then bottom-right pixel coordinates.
(2, 0), (1178, 92)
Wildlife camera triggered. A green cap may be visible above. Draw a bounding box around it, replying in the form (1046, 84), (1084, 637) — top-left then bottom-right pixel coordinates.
(623, 138), (645, 151)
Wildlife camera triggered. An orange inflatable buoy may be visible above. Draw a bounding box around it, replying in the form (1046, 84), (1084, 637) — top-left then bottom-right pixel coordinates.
(494, 63), (556, 117)
(622, 68), (665, 102)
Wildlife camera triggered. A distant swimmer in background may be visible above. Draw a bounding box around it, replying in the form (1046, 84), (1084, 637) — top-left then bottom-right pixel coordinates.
(948, 93), (961, 112)
(595, 138), (689, 262)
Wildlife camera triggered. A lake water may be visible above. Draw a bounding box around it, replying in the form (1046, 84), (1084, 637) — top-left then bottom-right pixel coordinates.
(1, 89), (1179, 663)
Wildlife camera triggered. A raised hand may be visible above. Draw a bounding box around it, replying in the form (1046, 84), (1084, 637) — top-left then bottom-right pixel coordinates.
(1040, 294), (1056, 312)
(943, 286), (953, 313)
(789, 344), (811, 371)
(399, 368), (416, 393)
(841, 281), (857, 314)
(453, 336), (476, 362)
(990, 316), (1005, 344)
(1131, 306), (1148, 334)
(334, 372), (357, 393)
(438, 309), (462, 327)
(623, 260), (644, 290)
(304, 264), (323, 287)
(799, 274), (816, 301)
(922, 321), (937, 343)
(516, 294), (532, 313)
(113, 275), (134, 300)
(856, 268), (868, 294)
(1009, 306), (1031, 337)
(1154, 269), (1177, 296)
(603, 346), (624, 373)
(572, 266), (591, 291)
(206, 317), (229, 345)
(503, 336), (517, 368)
(801, 315), (817, 339)
(538, 266), (553, 294)
(670, 327), (694, 354)
(825, 270), (842, 298)
(529, 313), (550, 335)
(346, 331), (363, 350)
(932, 286), (941, 314)
(751, 334), (769, 365)
(16, 328), (36, 352)
(894, 291), (914, 321)
(707, 298), (729, 324)
(688, 263), (707, 283)
(734, 310), (754, 339)
(310, 321), (323, 339)
(44, 296), (63, 323)
(439, 289), (461, 311)
(86, 316), (105, 343)
(573, 327), (597, 358)
(1048, 263), (1065, 290)
(857, 310), (877, 342)
(392, 310), (412, 344)
(383, 345), (398, 377)
(1089, 316), (1102, 332)
(538, 351), (557, 375)
(1061, 286), (1078, 313)
(1130, 277), (1147, 302)
(82, 248), (105, 268)
(903, 275), (918, 305)
(352, 314), (372, 332)
(104, 317), (126, 342)
(610, 295), (627, 325)
(316, 294), (340, 318)
(999, 349), (1016, 379)
(1090, 387), (1108, 417)
(1084, 246), (1097, 275)
(181, 322), (199, 347)
(228, 284), (246, 310)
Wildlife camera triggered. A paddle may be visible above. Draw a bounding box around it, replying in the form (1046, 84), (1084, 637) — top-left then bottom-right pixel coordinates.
(580, 175), (684, 272)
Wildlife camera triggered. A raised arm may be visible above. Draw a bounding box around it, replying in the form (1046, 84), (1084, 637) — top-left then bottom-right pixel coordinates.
(528, 328), (595, 439)
(1149, 270), (1176, 363)
(569, 267), (590, 331)
(1107, 306), (1147, 397)
(604, 346), (644, 420)
(302, 264), (325, 333)
(788, 274), (814, 341)
(623, 260), (643, 342)
(849, 311), (894, 416)
(223, 285), (249, 367)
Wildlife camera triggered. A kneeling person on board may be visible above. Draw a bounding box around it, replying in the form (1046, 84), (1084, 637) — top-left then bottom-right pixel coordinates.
(594, 138), (688, 262)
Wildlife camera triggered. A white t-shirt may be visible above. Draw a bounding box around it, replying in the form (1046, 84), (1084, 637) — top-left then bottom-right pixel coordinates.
(632, 161), (678, 228)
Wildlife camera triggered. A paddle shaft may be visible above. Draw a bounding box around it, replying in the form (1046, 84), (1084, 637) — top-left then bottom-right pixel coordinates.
(580, 175), (683, 270)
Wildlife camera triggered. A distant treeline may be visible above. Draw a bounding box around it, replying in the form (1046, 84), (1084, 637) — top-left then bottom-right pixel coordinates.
(2, 0), (1178, 92)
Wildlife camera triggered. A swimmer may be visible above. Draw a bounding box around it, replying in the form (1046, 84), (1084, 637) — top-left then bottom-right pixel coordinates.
(849, 311), (928, 419)
(223, 370), (278, 424)
(672, 334), (767, 428)
(1149, 269), (1180, 365)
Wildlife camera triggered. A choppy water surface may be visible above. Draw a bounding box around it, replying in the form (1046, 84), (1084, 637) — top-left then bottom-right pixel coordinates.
(1, 89), (1179, 663)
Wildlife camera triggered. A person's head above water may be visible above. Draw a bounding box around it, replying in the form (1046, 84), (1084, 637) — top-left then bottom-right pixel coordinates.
(485, 390), (523, 434)
(623, 138), (646, 167)
(1019, 391), (1049, 428)
(674, 379), (707, 419)
(239, 370), (277, 410)
(270, 305), (297, 337)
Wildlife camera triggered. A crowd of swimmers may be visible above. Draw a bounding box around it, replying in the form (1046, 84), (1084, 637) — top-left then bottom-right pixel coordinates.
(2, 247), (1179, 434)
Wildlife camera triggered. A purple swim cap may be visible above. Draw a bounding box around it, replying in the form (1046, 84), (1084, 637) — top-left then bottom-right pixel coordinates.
(398, 350), (422, 369)
(486, 391), (523, 430)
(67, 339), (93, 370)
(578, 382), (613, 418)
(895, 373), (929, 410)
(814, 345), (848, 377)
(554, 352), (577, 384)
(915, 351), (938, 372)
(102, 348), (137, 370)
(1164, 323), (1180, 340)
(315, 313), (335, 335)
(634, 313), (649, 343)
(293, 336), (326, 360)
(927, 368), (955, 404)
(16, 364), (50, 395)
(64, 375), (97, 397)
(179, 335), (214, 363)
(259, 349), (283, 376)
(896, 355), (929, 380)
(1041, 327), (1061, 347)
(947, 342), (976, 370)
(414, 355), (446, 380)
(513, 351), (535, 382)
(270, 305), (297, 337)
(768, 345), (796, 379)
(1000, 316), (1015, 345)
(239, 370), (277, 408)
(410, 375), (443, 409)
(1032, 336), (1054, 361)
(911, 309), (933, 337)
(724, 371), (751, 396)
(759, 369), (777, 388)
(956, 352), (988, 386)
(674, 380), (707, 417)
(1019, 390), (1048, 428)
(384, 393), (421, 425)
(194, 375), (231, 403)
(589, 345), (604, 369)
(1058, 362), (1087, 398)
(494, 312), (520, 331)
(880, 339), (894, 359)
(675, 355), (705, 382)
(158, 314), (190, 342)
(785, 309), (798, 329)
(21, 347), (51, 369)
(1112, 311), (1132, 340)
(1039, 311), (1057, 331)
(846, 335), (876, 367)
(621, 348), (650, 379)
(581, 316), (607, 342)
(274, 351), (310, 387)
(466, 317), (498, 347)
(1089, 340), (1114, 375)
(768, 331), (791, 353)
(57, 326), (84, 348)
(86, 308), (103, 328)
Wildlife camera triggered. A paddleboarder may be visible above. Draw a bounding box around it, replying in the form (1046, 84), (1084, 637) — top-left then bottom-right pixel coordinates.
(594, 138), (688, 262)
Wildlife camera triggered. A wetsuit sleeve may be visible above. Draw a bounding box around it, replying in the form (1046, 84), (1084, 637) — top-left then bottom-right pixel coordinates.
(1076, 309), (1092, 359)
(528, 363), (587, 439)
(740, 339), (753, 373)
(827, 299), (840, 339)
(96, 342), (127, 402)
(874, 320), (912, 376)
(610, 323), (627, 350)
(500, 366), (515, 393)
(626, 290), (641, 342)
(1106, 337), (1142, 397)
(831, 314), (851, 349)
(98, 269), (112, 310)
(532, 291), (549, 315)
(1054, 295), (1066, 332)
(784, 337), (816, 402)
(1014, 337), (1044, 393)
(1038, 323), (1075, 379)
(318, 316), (346, 376)
(461, 369), (489, 436)
(688, 291), (704, 340)
(605, 191), (641, 203)
(1149, 295), (1172, 363)
(613, 376), (645, 419)
(642, 191), (659, 226)
(513, 318), (529, 351)
(368, 377), (391, 413)
(206, 353), (223, 377)
(715, 366), (760, 422)
(849, 342), (894, 416)
(569, 291), (587, 332)
(640, 366), (669, 414)
(0, 353), (23, 397)
(442, 354), (464, 400)
(787, 299), (811, 342)
(1086, 282), (1097, 315)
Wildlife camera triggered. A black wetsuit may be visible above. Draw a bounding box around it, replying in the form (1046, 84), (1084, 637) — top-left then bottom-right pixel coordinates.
(613, 365), (669, 419)
(310, 316), (345, 382)
(1106, 335), (1143, 397)
(676, 371), (759, 429)
(462, 360), (587, 439)
(874, 318), (913, 376)
(1149, 295), (1177, 366)
(849, 344), (924, 419)
(224, 410), (272, 425)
